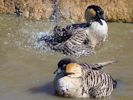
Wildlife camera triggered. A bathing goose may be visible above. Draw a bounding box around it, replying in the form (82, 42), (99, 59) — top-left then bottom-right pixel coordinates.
(39, 5), (108, 56)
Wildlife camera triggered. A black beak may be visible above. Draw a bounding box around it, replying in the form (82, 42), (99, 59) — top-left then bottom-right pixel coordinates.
(53, 68), (62, 74)
(97, 18), (103, 25)
(53, 69), (57, 74)
(96, 13), (105, 25)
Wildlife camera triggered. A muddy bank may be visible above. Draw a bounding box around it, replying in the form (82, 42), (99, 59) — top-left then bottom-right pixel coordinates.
(0, 0), (133, 22)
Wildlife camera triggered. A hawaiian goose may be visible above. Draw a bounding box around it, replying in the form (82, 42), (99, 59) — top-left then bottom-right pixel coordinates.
(54, 58), (117, 98)
(39, 5), (108, 56)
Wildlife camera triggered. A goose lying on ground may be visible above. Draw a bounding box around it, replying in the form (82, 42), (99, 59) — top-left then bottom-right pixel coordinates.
(54, 58), (117, 98)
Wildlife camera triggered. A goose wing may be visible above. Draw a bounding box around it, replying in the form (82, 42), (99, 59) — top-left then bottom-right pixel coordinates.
(52, 23), (91, 43)
(50, 29), (95, 56)
(80, 60), (117, 70)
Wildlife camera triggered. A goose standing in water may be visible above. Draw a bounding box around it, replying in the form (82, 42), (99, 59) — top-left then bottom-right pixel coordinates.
(39, 5), (108, 56)
(54, 58), (117, 98)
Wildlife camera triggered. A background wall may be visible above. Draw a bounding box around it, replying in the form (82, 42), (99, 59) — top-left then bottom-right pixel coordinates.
(0, 0), (133, 22)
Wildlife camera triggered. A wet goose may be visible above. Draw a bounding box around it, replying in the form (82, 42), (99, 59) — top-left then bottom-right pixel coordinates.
(39, 5), (108, 56)
(54, 58), (117, 98)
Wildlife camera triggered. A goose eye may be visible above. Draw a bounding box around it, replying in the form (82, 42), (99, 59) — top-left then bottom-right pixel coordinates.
(61, 64), (66, 70)
(100, 11), (104, 15)
(97, 10), (104, 15)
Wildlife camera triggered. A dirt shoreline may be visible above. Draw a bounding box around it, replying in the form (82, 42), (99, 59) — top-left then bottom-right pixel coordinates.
(0, 0), (133, 23)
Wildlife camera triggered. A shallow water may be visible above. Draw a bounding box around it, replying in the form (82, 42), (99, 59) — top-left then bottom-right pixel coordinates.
(0, 14), (133, 100)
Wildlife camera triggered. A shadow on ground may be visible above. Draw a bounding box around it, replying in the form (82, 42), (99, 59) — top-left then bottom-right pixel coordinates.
(29, 81), (55, 96)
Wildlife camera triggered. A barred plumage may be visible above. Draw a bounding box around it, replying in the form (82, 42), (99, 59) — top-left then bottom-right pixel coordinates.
(50, 29), (95, 56)
(38, 5), (108, 56)
(81, 68), (114, 98)
(54, 58), (117, 98)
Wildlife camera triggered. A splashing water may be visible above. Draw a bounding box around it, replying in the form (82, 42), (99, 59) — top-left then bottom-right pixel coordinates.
(0, 14), (74, 56)
(0, 15), (59, 53)
(27, 31), (52, 51)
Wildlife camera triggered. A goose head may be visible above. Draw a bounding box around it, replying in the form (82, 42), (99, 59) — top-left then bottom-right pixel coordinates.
(54, 58), (76, 74)
(85, 5), (105, 25)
